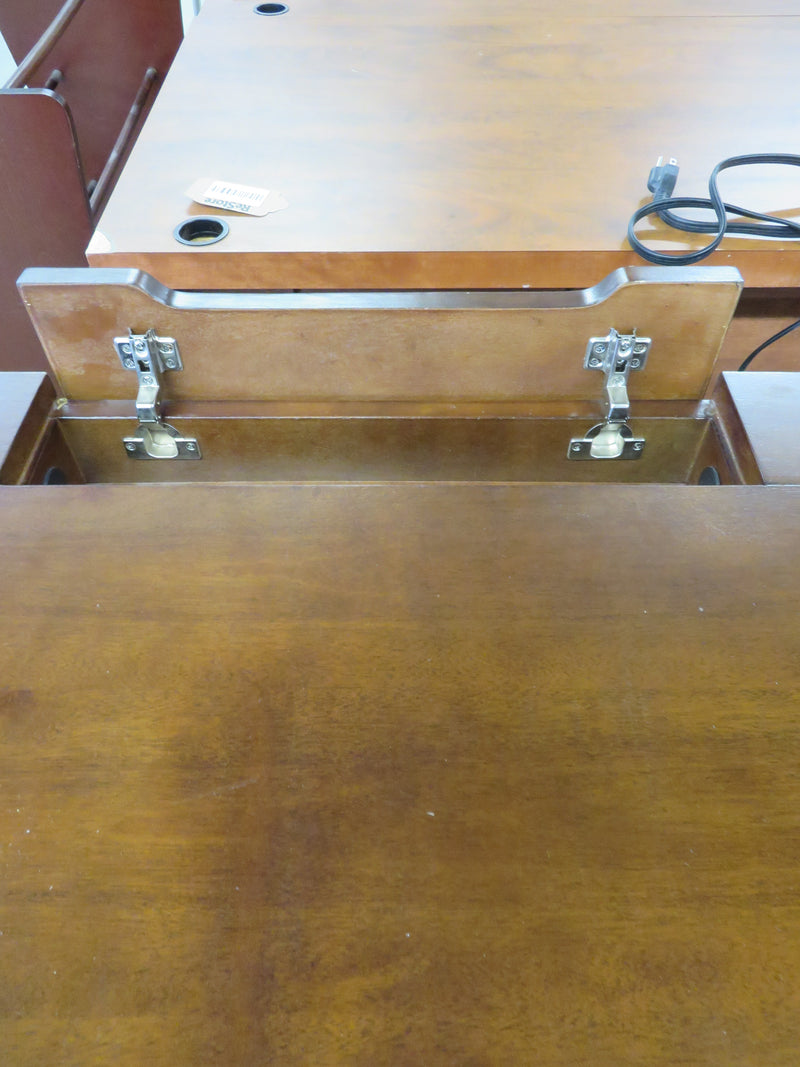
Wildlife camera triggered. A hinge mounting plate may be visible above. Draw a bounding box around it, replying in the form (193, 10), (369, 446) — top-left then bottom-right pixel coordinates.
(568, 329), (650, 460)
(114, 329), (201, 459)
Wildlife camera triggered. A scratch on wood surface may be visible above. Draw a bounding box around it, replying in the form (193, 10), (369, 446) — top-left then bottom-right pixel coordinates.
(175, 777), (260, 805)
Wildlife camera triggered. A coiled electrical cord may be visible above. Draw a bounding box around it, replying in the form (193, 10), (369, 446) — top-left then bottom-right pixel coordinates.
(628, 153), (800, 266)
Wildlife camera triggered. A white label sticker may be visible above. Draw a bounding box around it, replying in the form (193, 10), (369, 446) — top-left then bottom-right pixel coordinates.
(186, 178), (288, 216)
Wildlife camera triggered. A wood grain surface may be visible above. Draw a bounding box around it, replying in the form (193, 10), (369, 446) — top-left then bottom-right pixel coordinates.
(2, 482), (800, 1064)
(718, 371), (800, 485)
(89, 0), (800, 289)
(19, 266), (740, 403)
(55, 410), (724, 485)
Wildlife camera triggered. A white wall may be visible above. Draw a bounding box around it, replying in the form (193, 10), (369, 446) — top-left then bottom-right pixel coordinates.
(0, 32), (14, 83)
(180, 0), (202, 32)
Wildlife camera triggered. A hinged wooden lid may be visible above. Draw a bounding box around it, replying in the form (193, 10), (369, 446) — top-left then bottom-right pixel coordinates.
(18, 265), (742, 403)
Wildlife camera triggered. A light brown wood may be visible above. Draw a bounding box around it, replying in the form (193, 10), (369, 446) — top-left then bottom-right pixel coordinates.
(687, 419), (741, 485)
(2, 482), (800, 1063)
(55, 410), (725, 485)
(89, 0), (800, 289)
(705, 380), (761, 486)
(19, 266), (741, 403)
(23, 420), (86, 486)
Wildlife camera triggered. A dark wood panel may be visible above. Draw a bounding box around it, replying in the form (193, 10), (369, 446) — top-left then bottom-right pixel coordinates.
(9, 0), (183, 188)
(715, 289), (800, 383)
(58, 412), (719, 484)
(0, 0), (64, 62)
(0, 1), (183, 373)
(0, 93), (91, 372)
(2, 483), (800, 1063)
(24, 420), (86, 486)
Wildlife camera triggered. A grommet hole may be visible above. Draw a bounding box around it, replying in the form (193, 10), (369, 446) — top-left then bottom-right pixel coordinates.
(698, 465), (721, 485)
(173, 217), (229, 246)
(254, 3), (289, 14)
(43, 467), (68, 485)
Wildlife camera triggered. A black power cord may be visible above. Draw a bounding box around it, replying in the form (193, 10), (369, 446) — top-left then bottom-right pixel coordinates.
(738, 316), (800, 371)
(628, 153), (800, 266)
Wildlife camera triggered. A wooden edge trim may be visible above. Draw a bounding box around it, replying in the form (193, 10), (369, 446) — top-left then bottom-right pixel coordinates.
(0, 374), (56, 484)
(709, 374), (763, 486)
(17, 264), (745, 312)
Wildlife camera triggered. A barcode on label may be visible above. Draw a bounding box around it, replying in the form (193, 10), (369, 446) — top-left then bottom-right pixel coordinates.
(205, 182), (266, 206)
(186, 177), (288, 218)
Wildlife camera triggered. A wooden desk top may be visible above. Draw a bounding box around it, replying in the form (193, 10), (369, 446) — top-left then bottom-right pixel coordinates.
(3, 482), (800, 1063)
(88, 0), (800, 289)
(720, 371), (800, 484)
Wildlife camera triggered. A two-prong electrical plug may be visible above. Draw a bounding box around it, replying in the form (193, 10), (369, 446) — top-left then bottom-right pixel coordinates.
(647, 156), (680, 201)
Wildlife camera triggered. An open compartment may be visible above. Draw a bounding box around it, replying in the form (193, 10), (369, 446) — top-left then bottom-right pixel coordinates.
(5, 264), (770, 486)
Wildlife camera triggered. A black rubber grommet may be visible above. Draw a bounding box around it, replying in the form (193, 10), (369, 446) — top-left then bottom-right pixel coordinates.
(173, 217), (230, 246)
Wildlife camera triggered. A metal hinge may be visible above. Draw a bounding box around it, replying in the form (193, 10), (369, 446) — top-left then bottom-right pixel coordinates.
(567, 329), (651, 460)
(114, 329), (201, 459)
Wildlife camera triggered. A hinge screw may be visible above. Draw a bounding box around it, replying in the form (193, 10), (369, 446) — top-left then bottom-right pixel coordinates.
(123, 358), (135, 369)
(630, 358), (641, 369)
(121, 343), (132, 355)
(633, 442), (644, 451)
(619, 339), (632, 352)
(142, 375), (155, 385)
(125, 442), (136, 452)
(185, 442), (197, 452)
(593, 343), (606, 355)
(571, 442), (582, 452)
(164, 358), (176, 369)
(588, 357), (602, 368)
(134, 339), (146, 352)
(633, 343), (648, 355)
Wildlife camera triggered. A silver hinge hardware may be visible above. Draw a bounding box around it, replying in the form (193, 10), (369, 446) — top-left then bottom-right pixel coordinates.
(567, 329), (651, 460)
(114, 329), (201, 459)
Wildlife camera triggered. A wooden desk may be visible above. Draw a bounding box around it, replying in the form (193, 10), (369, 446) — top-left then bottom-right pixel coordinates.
(6, 173), (800, 1060)
(88, 0), (800, 290)
(3, 483), (800, 1064)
